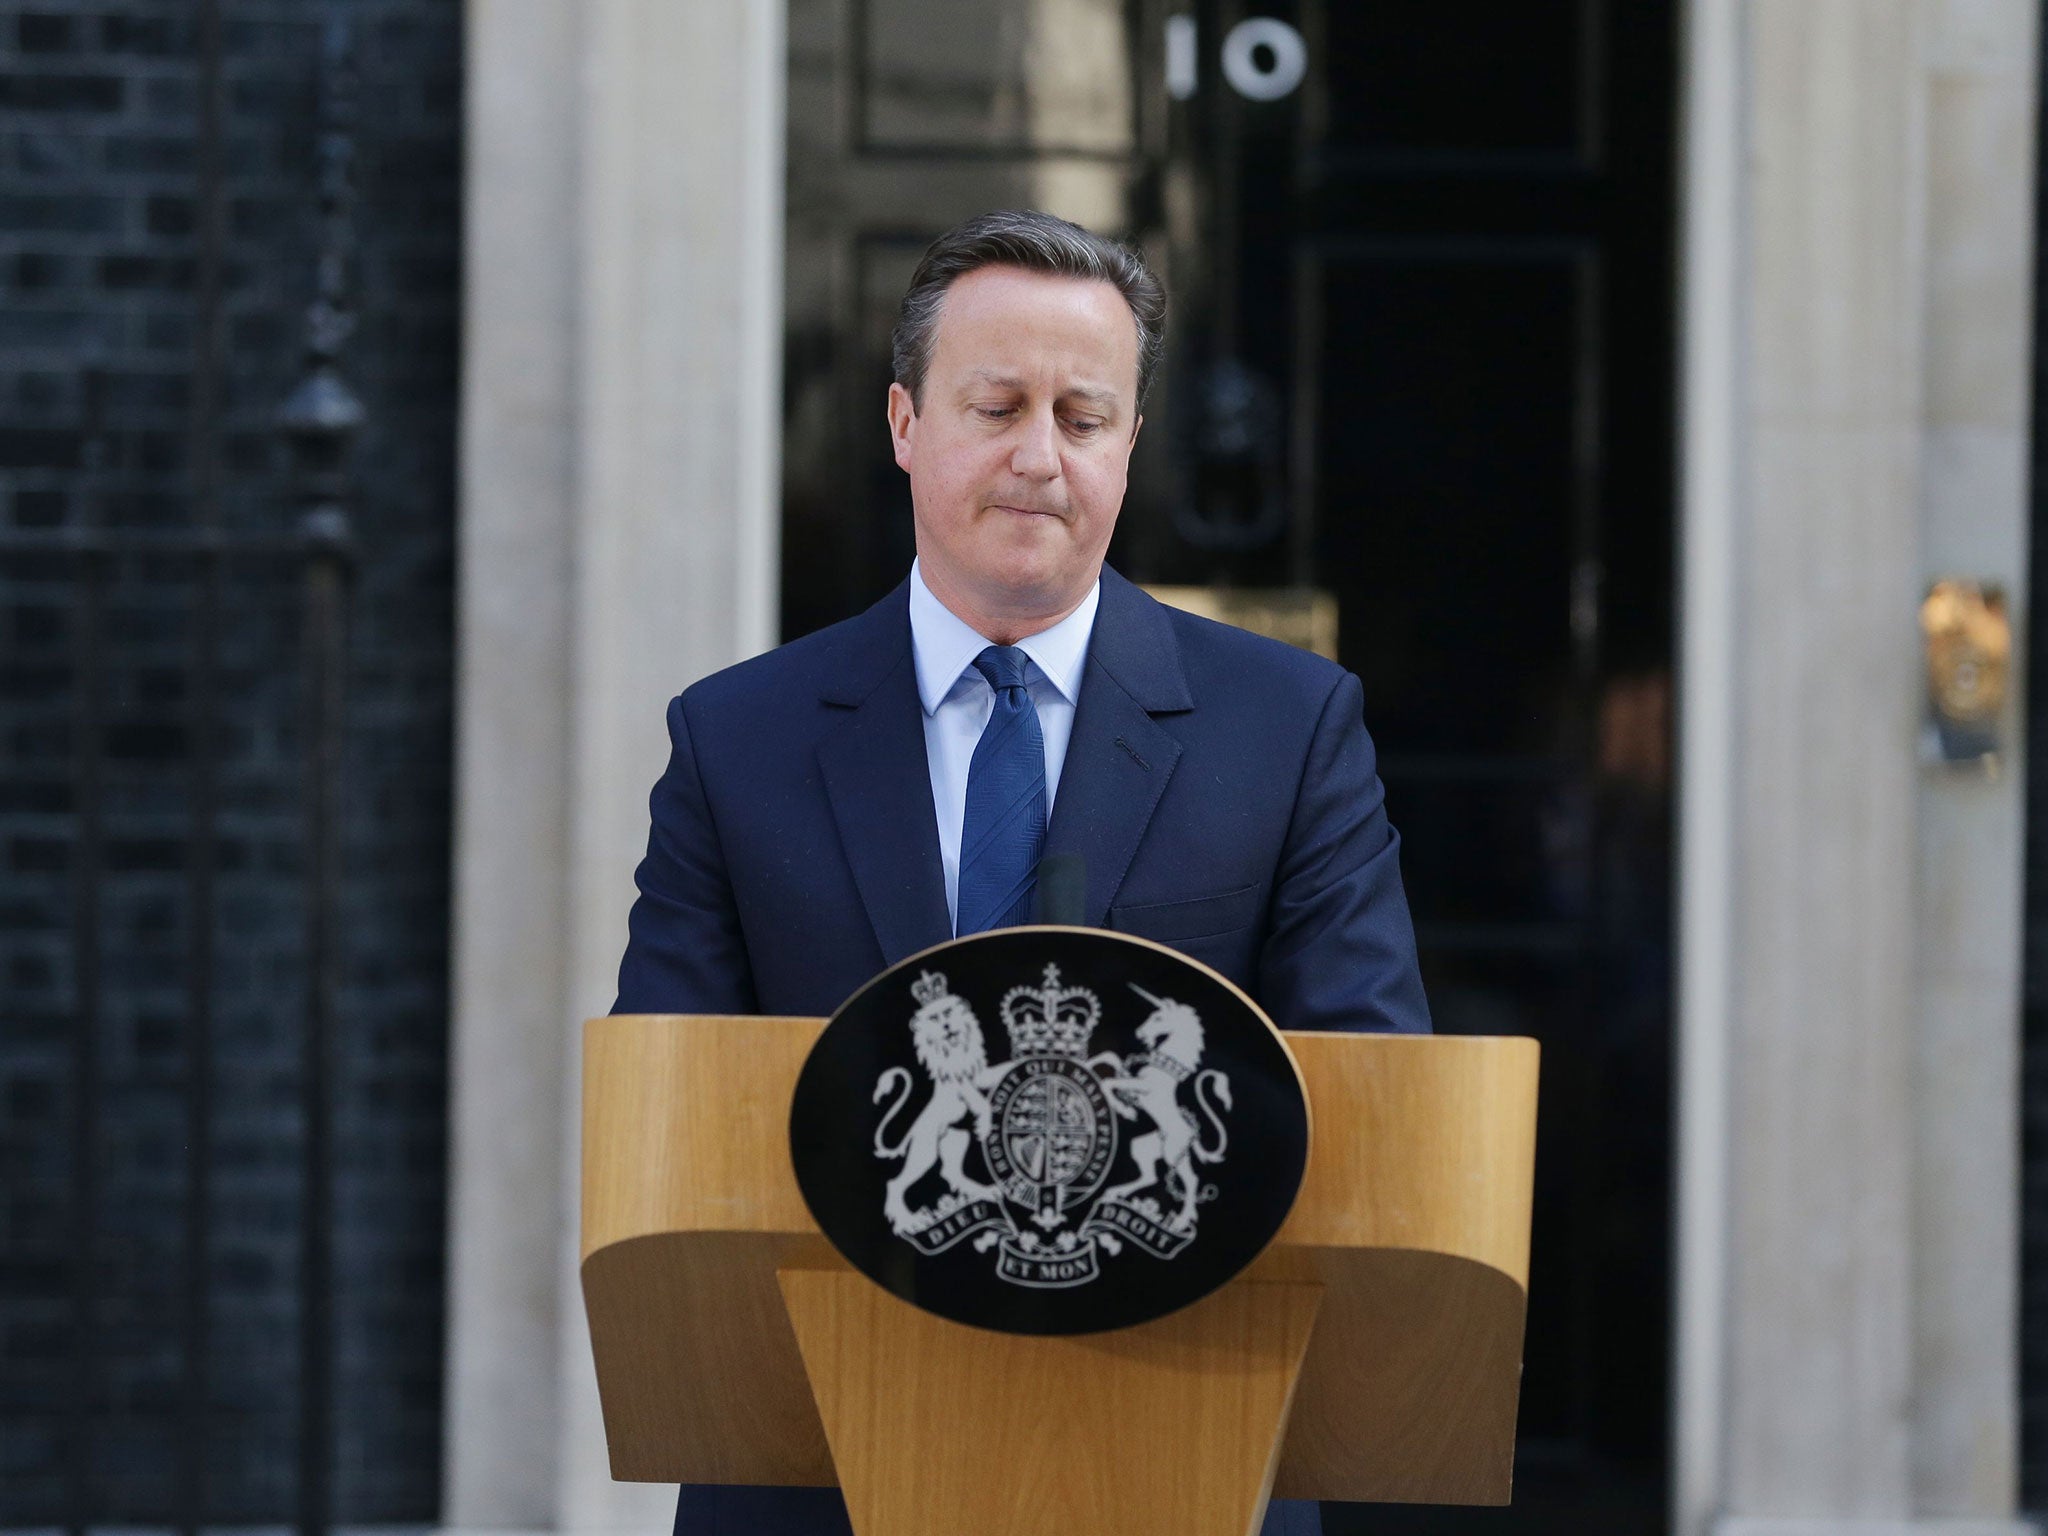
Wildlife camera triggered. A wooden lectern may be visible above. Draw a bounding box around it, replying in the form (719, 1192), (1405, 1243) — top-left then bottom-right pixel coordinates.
(582, 1017), (1538, 1536)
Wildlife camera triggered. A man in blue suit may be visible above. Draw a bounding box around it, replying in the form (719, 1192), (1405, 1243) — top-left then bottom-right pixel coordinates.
(614, 211), (1429, 1536)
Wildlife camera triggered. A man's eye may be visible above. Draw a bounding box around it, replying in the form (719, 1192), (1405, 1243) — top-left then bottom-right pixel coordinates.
(1066, 418), (1103, 435)
(977, 405), (1015, 420)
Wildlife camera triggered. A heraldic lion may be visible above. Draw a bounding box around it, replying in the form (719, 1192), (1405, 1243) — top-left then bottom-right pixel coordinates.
(873, 971), (1000, 1234)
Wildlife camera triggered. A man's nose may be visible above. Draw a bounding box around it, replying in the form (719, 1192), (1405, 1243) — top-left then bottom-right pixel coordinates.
(1009, 407), (1061, 480)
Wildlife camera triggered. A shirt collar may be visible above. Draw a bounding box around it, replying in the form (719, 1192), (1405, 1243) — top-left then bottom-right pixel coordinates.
(908, 559), (1099, 717)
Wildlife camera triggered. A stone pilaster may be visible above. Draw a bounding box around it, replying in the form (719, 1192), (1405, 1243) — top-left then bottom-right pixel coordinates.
(1682, 2), (2037, 1531)
(445, 2), (784, 1530)
(1911, 0), (2033, 1515)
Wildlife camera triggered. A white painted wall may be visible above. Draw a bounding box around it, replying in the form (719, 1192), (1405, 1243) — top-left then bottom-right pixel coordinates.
(446, 2), (783, 1530)
(1679, 2), (2035, 1531)
(445, 1), (580, 1521)
(1911, 0), (2034, 1515)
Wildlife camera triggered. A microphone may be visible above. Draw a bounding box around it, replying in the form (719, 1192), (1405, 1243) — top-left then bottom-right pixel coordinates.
(1033, 853), (1087, 926)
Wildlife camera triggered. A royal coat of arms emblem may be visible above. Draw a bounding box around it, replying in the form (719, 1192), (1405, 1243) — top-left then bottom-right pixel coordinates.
(873, 964), (1234, 1287)
(789, 927), (1309, 1334)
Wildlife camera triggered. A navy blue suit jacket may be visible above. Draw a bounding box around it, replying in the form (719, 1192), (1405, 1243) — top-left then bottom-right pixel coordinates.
(614, 565), (1430, 1032)
(613, 567), (1428, 1536)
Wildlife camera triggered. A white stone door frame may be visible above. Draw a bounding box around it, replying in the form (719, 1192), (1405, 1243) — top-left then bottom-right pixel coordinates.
(443, 2), (2035, 1532)
(445, 1), (784, 1530)
(1674, 3), (2033, 1534)
(1675, 3), (1742, 1531)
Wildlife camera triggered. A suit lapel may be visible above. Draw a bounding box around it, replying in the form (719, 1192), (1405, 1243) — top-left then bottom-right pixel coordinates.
(1044, 568), (1192, 925)
(817, 584), (953, 966)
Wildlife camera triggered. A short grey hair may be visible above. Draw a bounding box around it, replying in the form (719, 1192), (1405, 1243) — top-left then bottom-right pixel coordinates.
(891, 209), (1167, 412)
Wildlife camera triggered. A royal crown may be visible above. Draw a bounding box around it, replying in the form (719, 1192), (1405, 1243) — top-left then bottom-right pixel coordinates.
(1000, 964), (1101, 1059)
(909, 970), (951, 1009)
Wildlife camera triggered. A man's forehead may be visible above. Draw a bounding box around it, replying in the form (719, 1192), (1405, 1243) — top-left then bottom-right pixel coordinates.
(959, 365), (1121, 405)
(929, 266), (1139, 396)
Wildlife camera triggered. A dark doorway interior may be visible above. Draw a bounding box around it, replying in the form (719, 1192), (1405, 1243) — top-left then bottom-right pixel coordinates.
(783, 3), (1675, 1528)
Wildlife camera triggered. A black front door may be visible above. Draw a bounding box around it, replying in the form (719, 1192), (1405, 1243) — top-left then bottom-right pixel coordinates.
(782, 5), (1675, 1527)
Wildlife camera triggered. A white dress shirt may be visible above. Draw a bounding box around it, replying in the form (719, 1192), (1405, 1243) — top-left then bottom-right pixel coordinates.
(909, 558), (1099, 934)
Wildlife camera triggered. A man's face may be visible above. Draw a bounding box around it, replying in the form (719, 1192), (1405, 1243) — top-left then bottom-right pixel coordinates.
(888, 264), (1142, 642)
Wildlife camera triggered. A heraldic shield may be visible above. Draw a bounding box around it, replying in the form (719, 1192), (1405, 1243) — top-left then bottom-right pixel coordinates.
(789, 927), (1311, 1335)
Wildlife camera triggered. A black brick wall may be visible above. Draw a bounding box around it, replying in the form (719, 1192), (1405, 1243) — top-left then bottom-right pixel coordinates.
(0, 1), (458, 1522)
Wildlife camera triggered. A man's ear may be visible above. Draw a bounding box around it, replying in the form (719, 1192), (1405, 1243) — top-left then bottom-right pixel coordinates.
(887, 381), (917, 472)
(1128, 413), (1143, 450)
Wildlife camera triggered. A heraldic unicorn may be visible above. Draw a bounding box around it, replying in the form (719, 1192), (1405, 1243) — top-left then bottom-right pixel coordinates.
(871, 963), (1233, 1289)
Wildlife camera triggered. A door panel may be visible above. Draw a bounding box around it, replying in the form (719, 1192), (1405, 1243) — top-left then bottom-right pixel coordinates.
(1306, 245), (1592, 756)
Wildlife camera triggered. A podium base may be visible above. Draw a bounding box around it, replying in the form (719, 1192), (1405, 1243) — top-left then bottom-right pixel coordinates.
(779, 1267), (1322, 1536)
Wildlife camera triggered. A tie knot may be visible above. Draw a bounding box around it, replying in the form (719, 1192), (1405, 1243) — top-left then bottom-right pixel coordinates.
(972, 645), (1030, 694)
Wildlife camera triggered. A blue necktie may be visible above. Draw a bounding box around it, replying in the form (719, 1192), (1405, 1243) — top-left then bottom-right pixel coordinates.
(956, 645), (1047, 935)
